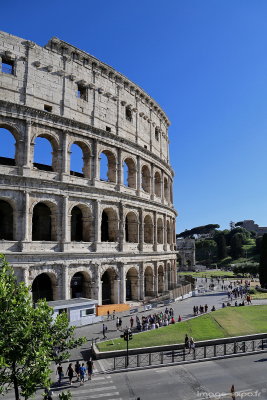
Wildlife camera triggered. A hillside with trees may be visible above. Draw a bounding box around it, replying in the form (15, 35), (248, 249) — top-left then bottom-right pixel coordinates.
(177, 223), (261, 273)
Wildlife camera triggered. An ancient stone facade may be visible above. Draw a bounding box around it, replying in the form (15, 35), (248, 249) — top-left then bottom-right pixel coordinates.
(0, 31), (177, 305)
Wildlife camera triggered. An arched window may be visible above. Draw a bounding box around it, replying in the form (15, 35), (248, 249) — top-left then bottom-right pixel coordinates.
(0, 128), (16, 166)
(164, 177), (169, 201)
(144, 266), (153, 297)
(101, 268), (117, 304)
(70, 141), (90, 178)
(100, 150), (116, 183)
(0, 200), (13, 240)
(141, 165), (150, 193)
(157, 218), (163, 244)
(154, 171), (161, 198)
(125, 212), (138, 243)
(32, 273), (54, 302)
(71, 206), (83, 241)
(158, 265), (164, 293)
(123, 158), (136, 188)
(144, 215), (153, 244)
(125, 106), (132, 122)
(71, 272), (91, 298)
(126, 268), (138, 300)
(34, 137), (53, 171)
(70, 143), (84, 177)
(32, 203), (52, 241)
(101, 209), (118, 242)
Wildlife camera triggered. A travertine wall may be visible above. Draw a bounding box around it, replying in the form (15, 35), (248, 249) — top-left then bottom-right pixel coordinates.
(0, 31), (177, 305)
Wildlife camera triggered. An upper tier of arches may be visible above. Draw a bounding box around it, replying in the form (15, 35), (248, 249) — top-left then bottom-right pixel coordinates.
(0, 125), (174, 205)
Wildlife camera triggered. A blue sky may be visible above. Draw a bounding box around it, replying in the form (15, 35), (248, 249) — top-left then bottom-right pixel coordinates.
(1, 0), (267, 233)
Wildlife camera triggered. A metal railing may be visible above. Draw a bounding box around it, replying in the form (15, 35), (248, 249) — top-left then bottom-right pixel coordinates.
(112, 338), (267, 370)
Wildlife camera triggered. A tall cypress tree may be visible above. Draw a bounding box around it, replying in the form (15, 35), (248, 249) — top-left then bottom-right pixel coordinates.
(216, 234), (227, 260)
(259, 234), (267, 288)
(230, 233), (244, 259)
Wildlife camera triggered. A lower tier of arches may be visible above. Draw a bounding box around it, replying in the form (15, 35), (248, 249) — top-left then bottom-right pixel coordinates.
(11, 257), (177, 305)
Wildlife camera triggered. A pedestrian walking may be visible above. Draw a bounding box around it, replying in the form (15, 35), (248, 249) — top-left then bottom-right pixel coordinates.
(87, 358), (94, 380)
(107, 310), (110, 320)
(66, 363), (74, 385)
(130, 316), (134, 328)
(56, 363), (63, 384)
(184, 333), (189, 349)
(113, 310), (115, 320)
(102, 323), (107, 339)
(178, 315), (182, 322)
(44, 388), (53, 400)
(116, 317), (120, 330)
(79, 363), (86, 384)
(75, 361), (81, 381)
(119, 317), (122, 330)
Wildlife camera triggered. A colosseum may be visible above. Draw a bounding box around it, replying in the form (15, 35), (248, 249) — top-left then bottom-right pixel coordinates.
(0, 31), (177, 306)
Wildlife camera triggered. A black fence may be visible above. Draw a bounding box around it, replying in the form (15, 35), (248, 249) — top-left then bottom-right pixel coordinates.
(112, 338), (267, 370)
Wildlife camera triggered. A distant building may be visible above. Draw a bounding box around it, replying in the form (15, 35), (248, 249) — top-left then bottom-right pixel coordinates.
(176, 238), (195, 270)
(238, 220), (267, 236)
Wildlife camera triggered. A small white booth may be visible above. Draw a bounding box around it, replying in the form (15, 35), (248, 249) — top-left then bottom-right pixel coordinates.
(47, 298), (102, 327)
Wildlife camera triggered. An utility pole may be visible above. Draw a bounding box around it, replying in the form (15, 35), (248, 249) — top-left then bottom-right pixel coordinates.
(120, 328), (133, 367)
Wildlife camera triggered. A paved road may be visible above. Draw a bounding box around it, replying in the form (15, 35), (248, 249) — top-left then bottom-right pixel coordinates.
(102, 352), (267, 399)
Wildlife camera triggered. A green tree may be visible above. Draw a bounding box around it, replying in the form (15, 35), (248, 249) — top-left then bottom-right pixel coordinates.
(259, 234), (267, 288)
(0, 256), (86, 400)
(215, 234), (227, 260)
(230, 233), (244, 259)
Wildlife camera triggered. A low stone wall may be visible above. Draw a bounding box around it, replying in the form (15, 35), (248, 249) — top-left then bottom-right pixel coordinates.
(94, 332), (267, 359)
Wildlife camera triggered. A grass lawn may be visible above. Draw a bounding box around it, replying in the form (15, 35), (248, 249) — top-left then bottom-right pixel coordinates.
(252, 291), (267, 300)
(97, 305), (267, 352)
(178, 270), (235, 278)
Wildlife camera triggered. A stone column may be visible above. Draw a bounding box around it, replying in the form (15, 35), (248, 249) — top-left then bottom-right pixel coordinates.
(119, 263), (126, 304)
(22, 191), (30, 242)
(153, 211), (157, 251)
(62, 266), (70, 300)
(118, 201), (124, 252)
(154, 268), (158, 297)
(138, 208), (144, 252)
(21, 267), (30, 286)
(113, 279), (121, 304)
(94, 200), (101, 251)
(23, 120), (32, 168)
(94, 265), (102, 305)
(91, 139), (99, 186)
(150, 163), (155, 201)
(61, 195), (69, 251)
(163, 214), (167, 251)
(136, 155), (141, 196)
(139, 274), (144, 300)
(61, 130), (69, 179)
(117, 147), (122, 191)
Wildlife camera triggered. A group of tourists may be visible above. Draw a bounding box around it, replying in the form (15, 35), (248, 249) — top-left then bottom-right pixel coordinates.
(193, 304), (209, 315)
(126, 307), (183, 331)
(56, 359), (94, 386)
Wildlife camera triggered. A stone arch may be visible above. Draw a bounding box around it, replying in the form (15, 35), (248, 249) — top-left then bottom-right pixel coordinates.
(99, 149), (116, 183)
(69, 140), (91, 178)
(125, 211), (138, 243)
(126, 267), (139, 300)
(141, 164), (150, 193)
(32, 201), (58, 241)
(0, 126), (18, 166)
(101, 267), (117, 304)
(164, 177), (169, 201)
(33, 132), (59, 172)
(158, 264), (164, 293)
(0, 199), (14, 240)
(32, 272), (57, 302)
(70, 271), (91, 298)
(144, 265), (153, 297)
(70, 204), (92, 242)
(101, 207), (118, 242)
(144, 215), (153, 244)
(154, 171), (161, 198)
(123, 157), (136, 188)
(167, 220), (171, 244)
(157, 218), (163, 244)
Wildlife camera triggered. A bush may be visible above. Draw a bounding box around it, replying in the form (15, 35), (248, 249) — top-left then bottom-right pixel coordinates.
(248, 288), (256, 294)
